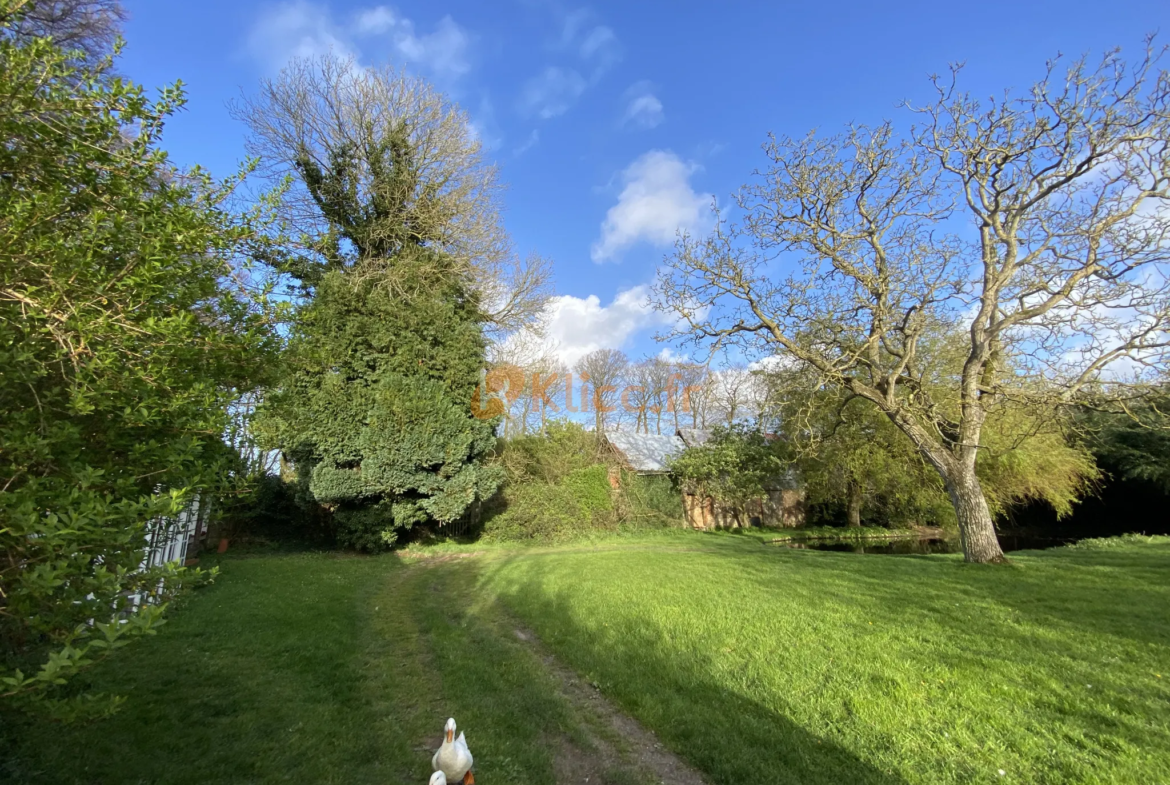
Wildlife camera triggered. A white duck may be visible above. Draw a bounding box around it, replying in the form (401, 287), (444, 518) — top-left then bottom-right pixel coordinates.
(429, 773), (447, 785)
(432, 717), (474, 785)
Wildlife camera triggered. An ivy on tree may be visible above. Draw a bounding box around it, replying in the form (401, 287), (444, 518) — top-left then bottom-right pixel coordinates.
(246, 57), (507, 549)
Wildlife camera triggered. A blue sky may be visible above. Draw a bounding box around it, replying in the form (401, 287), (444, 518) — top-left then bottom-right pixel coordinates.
(119, 0), (1166, 366)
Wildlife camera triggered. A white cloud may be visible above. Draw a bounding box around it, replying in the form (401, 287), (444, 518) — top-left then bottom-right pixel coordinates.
(577, 25), (620, 78)
(247, 2), (471, 80)
(591, 150), (713, 263)
(246, 1), (354, 70)
(519, 9), (620, 121)
(518, 66), (588, 119)
(502, 285), (672, 368)
(557, 10), (620, 75)
(353, 9), (471, 80)
(466, 95), (502, 150)
(513, 129), (540, 156)
(621, 81), (664, 129)
(658, 347), (690, 363)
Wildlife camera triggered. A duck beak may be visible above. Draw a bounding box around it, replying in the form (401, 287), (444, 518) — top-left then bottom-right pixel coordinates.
(446, 728), (454, 743)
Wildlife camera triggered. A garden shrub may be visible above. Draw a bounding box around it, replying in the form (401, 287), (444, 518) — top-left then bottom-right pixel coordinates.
(481, 422), (686, 542)
(623, 473), (684, 527)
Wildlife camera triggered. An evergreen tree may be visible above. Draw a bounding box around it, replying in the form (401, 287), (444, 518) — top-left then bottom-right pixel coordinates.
(248, 57), (505, 549)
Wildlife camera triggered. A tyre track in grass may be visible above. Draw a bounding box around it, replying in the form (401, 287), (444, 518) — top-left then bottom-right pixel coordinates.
(381, 553), (708, 785)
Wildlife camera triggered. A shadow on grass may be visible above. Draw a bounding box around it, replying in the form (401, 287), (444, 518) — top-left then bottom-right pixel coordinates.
(476, 554), (909, 785)
(478, 539), (1170, 783)
(2, 552), (400, 785)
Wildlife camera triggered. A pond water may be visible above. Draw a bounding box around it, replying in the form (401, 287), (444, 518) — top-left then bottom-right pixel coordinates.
(778, 534), (1073, 555)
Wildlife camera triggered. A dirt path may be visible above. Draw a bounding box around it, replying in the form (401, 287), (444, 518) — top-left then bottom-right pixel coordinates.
(510, 623), (710, 785)
(398, 553), (710, 785)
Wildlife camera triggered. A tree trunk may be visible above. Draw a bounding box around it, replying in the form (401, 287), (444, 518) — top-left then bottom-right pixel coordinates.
(946, 467), (1006, 564)
(846, 481), (862, 527)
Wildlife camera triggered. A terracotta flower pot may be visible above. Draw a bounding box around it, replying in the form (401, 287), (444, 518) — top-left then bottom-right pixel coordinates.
(217, 538), (230, 554)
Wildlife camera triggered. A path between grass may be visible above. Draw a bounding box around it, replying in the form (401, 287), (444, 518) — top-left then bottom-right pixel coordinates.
(2, 547), (706, 785)
(5, 533), (1170, 784)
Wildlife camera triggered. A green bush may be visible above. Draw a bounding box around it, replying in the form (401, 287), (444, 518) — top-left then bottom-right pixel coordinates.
(0, 8), (276, 715)
(494, 421), (602, 485)
(481, 422), (687, 542)
(218, 474), (328, 545)
(1067, 533), (1170, 549)
(623, 473), (684, 527)
(482, 464), (615, 543)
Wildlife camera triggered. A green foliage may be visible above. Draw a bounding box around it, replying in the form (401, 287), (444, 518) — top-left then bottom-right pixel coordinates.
(482, 423), (683, 540)
(493, 420), (603, 485)
(975, 413), (1100, 519)
(779, 397), (955, 527)
(1086, 389), (1170, 492)
(481, 422), (681, 542)
(764, 366), (1099, 527)
(482, 464), (615, 543)
(669, 423), (786, 511)
(0, 5), (275, 712)
(621, 473), (684, 527)
(1068, 533), (1170, 549)
(217, 473), (326, 544)
(258, 204), (500, 550)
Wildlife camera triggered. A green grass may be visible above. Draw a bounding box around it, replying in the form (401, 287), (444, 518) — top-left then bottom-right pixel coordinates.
(481, 535), (1170, 784)
(714, 524), (928, 543)
(5, 535), (1169, 784)
(1, 551), (648, 785)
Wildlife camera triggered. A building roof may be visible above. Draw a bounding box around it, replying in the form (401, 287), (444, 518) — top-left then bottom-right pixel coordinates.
(604, 431), (686, 473)
(676, 428), (712, 447)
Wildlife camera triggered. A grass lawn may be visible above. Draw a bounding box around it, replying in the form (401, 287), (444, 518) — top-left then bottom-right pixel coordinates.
(4, 534), (1169, 784)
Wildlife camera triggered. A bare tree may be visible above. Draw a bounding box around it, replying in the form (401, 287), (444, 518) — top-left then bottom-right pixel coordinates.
(575, 348), (629, 434)
(489, 331), (566, 437)
(626, 356), (675, 433)
(234, 55), (551, 332)
(655, 44), (1170, 563)
(625, 358), (656, 433)
(9, 0), (125, 62)
(707, 365), (764, 427)
(669, 361), (710, 430)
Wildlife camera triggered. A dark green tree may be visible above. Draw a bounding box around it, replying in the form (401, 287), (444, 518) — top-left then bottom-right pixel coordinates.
(246, 57), (505, 549)
(1087, 388), (1170, 492)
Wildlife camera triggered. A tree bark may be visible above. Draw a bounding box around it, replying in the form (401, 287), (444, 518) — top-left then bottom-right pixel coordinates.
(879, 408), (1007, 564)
(945, 466), (1006, 564)
(846, 481), (862, 527)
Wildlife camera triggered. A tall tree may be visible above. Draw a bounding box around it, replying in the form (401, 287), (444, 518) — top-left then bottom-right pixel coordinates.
(0, 2), (276, 712)
(768, 364), (1098, 528)
(627, 357), (673, 433)
(234, 55), (551, 331)
(243, 57), (513, 549)
(575, 349), (629, 434)
(656, 45), (1170, 562)
(8, 0), (124, 62)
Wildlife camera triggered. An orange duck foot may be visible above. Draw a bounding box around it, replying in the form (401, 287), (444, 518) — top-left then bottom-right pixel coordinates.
(462, 772), (474, 785)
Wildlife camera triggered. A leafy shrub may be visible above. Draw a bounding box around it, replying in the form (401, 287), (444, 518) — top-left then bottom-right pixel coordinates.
(481, 422), (687, 542)
(0, 10), (275, 714)
(1067, 534), (1170, 549)
(623, 473), (683, 527)
(494, 421), (603, 485)
(482, 464), (615, 542)
(218, 474), (328, 545)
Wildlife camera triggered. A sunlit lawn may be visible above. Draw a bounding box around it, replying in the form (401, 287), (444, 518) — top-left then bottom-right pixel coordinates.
(483, 534), (1170, 783)
(5, 533), (1169, 784)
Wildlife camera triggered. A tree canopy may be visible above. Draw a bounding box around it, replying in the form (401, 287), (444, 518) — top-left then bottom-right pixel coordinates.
(246, 56), (508, 549)
(0, 2), (277, 714)
(655, 44), (1170, 562)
